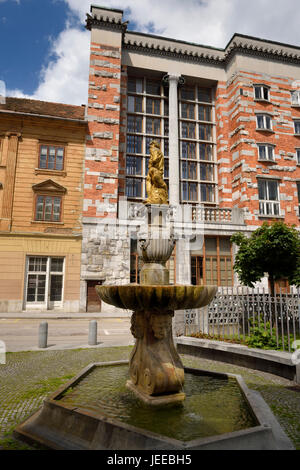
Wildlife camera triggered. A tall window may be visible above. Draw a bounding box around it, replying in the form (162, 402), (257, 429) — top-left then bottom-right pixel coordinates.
(25, 256), (64, 306)
(191, 237), (233, 287)
(179, 84), (216, 203)
(258, 179), (280, 216)
(39, 145), (64, 171)
(126, 77), (169, 200)
(35, 195), (62, 222)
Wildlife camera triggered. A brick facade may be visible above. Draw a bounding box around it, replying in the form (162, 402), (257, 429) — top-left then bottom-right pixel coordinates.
(80, 6), (300, 311)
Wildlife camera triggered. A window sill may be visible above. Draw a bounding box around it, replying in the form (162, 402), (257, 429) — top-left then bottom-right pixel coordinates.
(258, 214), (284, 219)
(258, 159), (276, 164)
(294, 134), (300, 137)
(31, 220), (64, 225)
(35, 169), (66, 177)
(255, 128), (274, 133)
(254, 99), (271, 104)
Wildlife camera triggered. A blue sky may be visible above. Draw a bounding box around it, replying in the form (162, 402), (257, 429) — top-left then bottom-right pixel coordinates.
(1, 0), (299, 105)
(0, 0), (74, 95)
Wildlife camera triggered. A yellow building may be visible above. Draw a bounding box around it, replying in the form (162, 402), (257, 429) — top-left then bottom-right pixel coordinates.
(0, 98), (87, 312)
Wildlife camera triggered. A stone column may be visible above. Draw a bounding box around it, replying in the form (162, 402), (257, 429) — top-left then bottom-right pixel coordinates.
(164, 73), (183, 206)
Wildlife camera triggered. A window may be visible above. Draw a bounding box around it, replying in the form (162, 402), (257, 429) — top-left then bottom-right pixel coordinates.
(126, 156), (142, 176)
(296, 149), (300, 165)
(127, 95), (143, 113)
(297, 182), (300, 217)
(25, 256), (64, 307)
(126, 177), (142, 198)
(256, 114), (272, 130)
(258, 179), (280, 216)
(181, 122), (196, 139)
(193, 237), (233, 287)
(39, 145), (64, 171)
(291, 90), (300, 106)
(181, 161), (197, 180)
(182, 182), (198, 201)
(294, 121), (300, 135)
(199, 124), (212, 141)
(257, 144), (275, 162)
(125, 76), (169, 201)
(254, 84), (270, 101)
(35, 195), (62, 222)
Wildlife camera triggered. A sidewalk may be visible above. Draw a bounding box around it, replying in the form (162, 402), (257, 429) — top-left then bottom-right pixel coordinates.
(0, 310), (132, 319)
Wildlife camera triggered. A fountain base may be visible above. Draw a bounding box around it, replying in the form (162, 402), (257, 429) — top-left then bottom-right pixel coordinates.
(14, 361), (294, 450)
(126, 380), (186, 406)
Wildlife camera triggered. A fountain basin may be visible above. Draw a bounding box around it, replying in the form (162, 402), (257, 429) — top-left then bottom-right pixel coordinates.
(14, 361), (293, 450)
(95, 284), (217, 311)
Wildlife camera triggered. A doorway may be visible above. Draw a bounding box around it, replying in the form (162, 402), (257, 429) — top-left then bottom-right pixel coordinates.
(86, 280), (102, 312)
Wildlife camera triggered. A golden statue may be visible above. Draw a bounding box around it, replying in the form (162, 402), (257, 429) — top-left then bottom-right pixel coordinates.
(144, 140), (168, 204)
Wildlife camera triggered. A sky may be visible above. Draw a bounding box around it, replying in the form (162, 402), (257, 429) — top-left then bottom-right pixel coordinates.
(0, 0), (300, 106)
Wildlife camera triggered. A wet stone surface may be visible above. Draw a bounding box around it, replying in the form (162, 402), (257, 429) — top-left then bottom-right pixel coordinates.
(0, 347), (299, 449)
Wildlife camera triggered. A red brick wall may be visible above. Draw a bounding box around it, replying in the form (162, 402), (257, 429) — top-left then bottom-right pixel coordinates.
(84, 41), (122, 218)
(216, 71), (300, 226)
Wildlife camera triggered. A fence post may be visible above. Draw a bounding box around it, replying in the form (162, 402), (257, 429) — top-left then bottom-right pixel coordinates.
(38, 321), (48, 349)
(88, 320), (98, 346)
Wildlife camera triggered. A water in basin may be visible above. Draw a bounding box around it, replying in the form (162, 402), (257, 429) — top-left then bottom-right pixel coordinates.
(58, 364), (257, 442)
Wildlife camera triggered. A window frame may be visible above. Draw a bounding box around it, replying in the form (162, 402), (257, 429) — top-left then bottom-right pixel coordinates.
(38, 144), (65, 171)
(256, 114), (273, 131)
(294, 121), (300, 135)
(257, 143), (275, 162)
(35, 194), (62, 223)
(253, 84), (270, 102)
(291, 90), (300, 107)
(257, 178), (280, 217)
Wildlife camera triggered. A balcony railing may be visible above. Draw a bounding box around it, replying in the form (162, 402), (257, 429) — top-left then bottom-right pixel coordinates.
(192, 206), (244, 224)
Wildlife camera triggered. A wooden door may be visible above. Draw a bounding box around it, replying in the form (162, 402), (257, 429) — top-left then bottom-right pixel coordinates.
(86, 280), (102, 312)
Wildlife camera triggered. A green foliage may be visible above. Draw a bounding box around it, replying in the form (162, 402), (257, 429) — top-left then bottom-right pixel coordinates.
(231, 221), (300, 292)
(245, 318), (290, 351)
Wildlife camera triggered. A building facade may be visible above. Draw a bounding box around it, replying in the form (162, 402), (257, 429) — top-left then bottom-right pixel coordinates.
(80, 5), (300, 313)
(0, 98), (86, 312)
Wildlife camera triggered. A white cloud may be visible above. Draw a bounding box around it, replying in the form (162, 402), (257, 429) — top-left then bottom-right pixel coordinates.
(8, 27), (90, 106)
(7, 0), (300, 105)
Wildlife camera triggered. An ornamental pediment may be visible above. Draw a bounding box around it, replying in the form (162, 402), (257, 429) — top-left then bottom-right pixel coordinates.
(32, 179), (67, 194)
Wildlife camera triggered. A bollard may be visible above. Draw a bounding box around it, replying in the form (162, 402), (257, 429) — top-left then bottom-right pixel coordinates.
(38, 321), (48, 349)
(88, 320), (98, 346)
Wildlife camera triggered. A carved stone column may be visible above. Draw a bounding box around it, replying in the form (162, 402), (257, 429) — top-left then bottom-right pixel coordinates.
(163, 73), (184, 206)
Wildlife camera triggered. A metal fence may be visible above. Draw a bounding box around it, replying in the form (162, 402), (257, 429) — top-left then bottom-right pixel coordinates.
(184, 286), (300, 352)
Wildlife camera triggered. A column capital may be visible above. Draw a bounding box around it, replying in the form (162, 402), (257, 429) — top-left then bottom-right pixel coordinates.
(162, 74), (185, 86)
(5, 131), (22, 139)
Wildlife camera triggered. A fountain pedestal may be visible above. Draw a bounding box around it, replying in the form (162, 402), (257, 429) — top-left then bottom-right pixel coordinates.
(127, 309), (185, 405)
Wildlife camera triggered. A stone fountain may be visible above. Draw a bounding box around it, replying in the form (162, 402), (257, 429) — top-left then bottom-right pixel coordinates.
(96, 139), (216, 406)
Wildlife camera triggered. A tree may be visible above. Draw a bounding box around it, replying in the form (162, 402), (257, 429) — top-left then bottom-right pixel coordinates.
(231, 221), (300, 296)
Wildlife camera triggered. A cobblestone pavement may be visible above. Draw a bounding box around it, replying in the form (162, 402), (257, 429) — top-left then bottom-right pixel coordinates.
(0, 347), (299, 450)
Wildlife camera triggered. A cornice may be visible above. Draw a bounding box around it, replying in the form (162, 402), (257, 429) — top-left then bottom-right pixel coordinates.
(122, 32), (300, 67)
(123, 41), (224, 65)
(85, 13), (128, 33)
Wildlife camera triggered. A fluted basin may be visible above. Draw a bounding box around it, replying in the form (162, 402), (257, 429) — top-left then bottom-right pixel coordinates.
(95, 284), (217, 312)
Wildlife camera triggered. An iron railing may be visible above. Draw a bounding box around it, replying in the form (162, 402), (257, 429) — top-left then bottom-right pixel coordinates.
(184, 286), (300, 352)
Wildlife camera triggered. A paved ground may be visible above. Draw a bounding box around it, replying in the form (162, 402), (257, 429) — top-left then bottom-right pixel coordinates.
(0, 317), (133, 352)
(0, 345), (299, 450)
